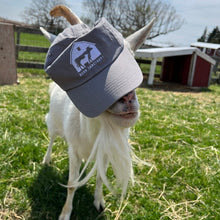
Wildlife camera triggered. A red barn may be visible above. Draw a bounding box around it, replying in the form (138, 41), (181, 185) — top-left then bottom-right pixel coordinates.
(135, 47), (216, 88)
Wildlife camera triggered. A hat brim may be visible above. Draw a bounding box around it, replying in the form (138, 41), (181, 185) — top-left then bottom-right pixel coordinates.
(67, 46), (143, 118)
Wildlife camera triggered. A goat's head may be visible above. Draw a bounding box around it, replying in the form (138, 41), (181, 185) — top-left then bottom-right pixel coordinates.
(42, 5), (155, 123)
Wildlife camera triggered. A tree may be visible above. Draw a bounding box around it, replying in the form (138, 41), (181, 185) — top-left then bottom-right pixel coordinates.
(198, 26), (220, 44)
(82, 0), (184, 39)
(207, 26), (220, 44)
(21, 0), (69, 33)
(198, 27), (207, 42)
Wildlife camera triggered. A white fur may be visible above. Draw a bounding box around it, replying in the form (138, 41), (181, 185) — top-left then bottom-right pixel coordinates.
(44, 83), (138, 220)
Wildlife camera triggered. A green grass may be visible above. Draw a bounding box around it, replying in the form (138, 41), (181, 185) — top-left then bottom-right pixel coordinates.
(0, 72), (219, 219)
(139, 58), (162, 75)
(18, 51), (47, 63)
(16, 32), (51, 47)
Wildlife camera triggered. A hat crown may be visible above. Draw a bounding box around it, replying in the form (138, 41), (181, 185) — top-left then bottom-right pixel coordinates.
(45, 18), (125, 91)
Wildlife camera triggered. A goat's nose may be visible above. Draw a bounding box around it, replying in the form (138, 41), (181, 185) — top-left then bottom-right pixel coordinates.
(119, 91), (135, 103)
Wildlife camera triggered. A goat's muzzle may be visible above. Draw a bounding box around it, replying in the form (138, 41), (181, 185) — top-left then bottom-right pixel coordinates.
(106, 90), (139, 120)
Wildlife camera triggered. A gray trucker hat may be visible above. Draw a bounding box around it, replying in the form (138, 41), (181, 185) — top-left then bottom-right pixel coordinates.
(44, 18), (143, 117)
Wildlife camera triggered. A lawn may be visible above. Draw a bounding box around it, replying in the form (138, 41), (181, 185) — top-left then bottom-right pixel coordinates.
(0, 71), (219, 219)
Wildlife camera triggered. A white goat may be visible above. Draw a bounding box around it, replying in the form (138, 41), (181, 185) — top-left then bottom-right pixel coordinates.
(41, 5), (155, 220)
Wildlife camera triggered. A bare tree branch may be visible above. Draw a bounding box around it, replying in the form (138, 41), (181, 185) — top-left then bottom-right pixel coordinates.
(21, 0), (69, 33)
(82, 0), (184, 39)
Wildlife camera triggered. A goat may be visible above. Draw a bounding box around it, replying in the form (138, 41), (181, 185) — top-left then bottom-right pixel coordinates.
(41, 5), (155, 220)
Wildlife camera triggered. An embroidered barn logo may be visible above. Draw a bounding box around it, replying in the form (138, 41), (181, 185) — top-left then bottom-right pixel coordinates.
(70, 41), (104, 76)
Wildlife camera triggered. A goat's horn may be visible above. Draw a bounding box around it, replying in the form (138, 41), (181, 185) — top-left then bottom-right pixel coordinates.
(126, 17), (156, 52)
(40, 27), (57, 43)
(50, 5), (83, 25)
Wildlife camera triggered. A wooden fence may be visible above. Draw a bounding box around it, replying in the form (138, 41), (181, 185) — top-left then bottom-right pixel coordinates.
(15, 26), (48, 69)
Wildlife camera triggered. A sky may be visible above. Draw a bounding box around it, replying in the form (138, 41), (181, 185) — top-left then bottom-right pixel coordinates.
(0, 0), (219, 47)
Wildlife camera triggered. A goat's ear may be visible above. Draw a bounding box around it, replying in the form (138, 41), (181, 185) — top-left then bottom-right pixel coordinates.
(40, 27), (57, 43)
(126, 18), (156, 52)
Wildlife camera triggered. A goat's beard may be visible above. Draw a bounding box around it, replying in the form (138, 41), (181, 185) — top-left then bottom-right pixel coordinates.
(70, 111), (136, 196)
(96, 115), (134, 194)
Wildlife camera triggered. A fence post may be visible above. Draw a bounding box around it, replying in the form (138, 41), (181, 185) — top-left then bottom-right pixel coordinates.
(16, 29), (20, 59)
(0, 23), (17, 85)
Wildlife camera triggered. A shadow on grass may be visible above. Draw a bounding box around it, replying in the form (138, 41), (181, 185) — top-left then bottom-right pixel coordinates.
(27, 165), (105, 220)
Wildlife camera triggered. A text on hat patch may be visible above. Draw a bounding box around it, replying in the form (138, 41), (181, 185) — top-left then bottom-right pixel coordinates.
(70, 41), (104, 76)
